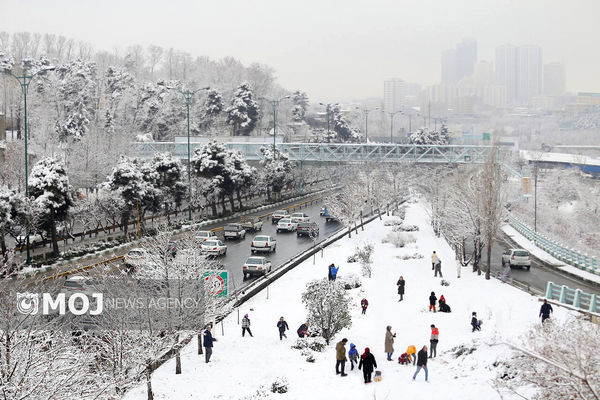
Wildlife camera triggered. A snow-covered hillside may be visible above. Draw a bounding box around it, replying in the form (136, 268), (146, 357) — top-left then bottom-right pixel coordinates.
(125, 200), (572, 400)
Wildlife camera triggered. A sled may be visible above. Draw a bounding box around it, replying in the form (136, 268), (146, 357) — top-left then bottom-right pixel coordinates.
(374, 370), (382, 382)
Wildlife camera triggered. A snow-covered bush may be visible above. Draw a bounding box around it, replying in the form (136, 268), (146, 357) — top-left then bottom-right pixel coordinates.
(440, 279), (450, 286)
(270, 377), (289, 394)
(339, 273), (362, 289)
(301, 279), (352, 344)
(451, 344), (477, 358)
(355, 242), (374, 278)
(301, 349), (315, 363)
(383, 217), (404, 226)
(397, 252), (424, 260)
(307, 337), (327, 352)
(241, 386), (271, 400)
(393, 224), (419, 232)
(392, 207), (406, 219)
(382, 232), (416, 248)
(291, 338), (308, 350)
(347, 254), (357, 263)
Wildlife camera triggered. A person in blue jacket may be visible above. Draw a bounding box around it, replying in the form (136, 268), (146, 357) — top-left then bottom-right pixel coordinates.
(330, 265), (339, 281)
(348, 343), (359, 370)
(203, 325), (217, 363)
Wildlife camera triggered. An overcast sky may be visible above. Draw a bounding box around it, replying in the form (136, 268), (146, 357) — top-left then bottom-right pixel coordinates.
(2, 0), (598, 102)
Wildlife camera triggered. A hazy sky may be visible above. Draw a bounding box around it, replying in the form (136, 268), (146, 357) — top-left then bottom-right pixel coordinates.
(2, 0), (599, 102)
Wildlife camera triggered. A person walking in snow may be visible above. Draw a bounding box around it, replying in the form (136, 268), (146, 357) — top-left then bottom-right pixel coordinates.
(361, 298), (369, 314)
(406, 345), (417, 365)
(540, 299), (553, 324)
(429, 324), (439, 358)
(434, 258), (443, 277)
(297, 322), (309, 338)
(358, 347), (378, 384)
(429, 291), (437, 312)
(328, 263), (335, 281)
(431, 251), (438, 270)
(348, 343), (359, 370)
(203, 326), (217, 363)
(457, 261), (461, 278)
(397, 276), (405, 301)
(501, 262), (511, 283)
(277, 316), (289, 340)
(384, 325), (396, 361)
(330, 264), (339, 281)
(471, 312), (481, 332)
(412, 345), (429, 382)
(335, 338), (348, 376)
(241, 314), (253, 337)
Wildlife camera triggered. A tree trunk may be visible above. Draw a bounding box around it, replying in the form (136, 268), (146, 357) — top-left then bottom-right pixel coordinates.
(1, 235), (7, 264)
(229, 194), (235, 212)
(146, 360), (154, 400)
(236, 190), (243, 209)
(175, 335), (181, 374)
(122, 211), (130, 236)
(360, 212), (364, 231)
(164, 203), (171, 224)
(347, 226), (352, 238)
(220, 195), (227, 214)
(50, 217), (60, 257)
(198, 333), (203, 355)
(485, 240), (492, 280)
(210, 200), (217, 217)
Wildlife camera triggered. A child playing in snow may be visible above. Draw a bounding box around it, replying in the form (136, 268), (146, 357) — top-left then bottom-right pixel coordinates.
(429, 292), (437, 312)
(471, 312), (481, 332)
(361, 298), (369, 314)
(398, 352), (409, 365)
(348, 343), (359, 370)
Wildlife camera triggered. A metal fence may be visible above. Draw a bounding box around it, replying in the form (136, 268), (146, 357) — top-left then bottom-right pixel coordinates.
(545, 282), (599, 313)
(508, 215), (599, 275)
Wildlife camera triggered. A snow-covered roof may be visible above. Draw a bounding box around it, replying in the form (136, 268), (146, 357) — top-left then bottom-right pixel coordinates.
(520, 150), (600, 167)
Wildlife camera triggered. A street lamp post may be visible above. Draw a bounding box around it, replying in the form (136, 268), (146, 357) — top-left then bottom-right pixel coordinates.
(318, 102), (333, 143)
(261, 95), (291, 153)
(3, 65), (55, 264)
(356, 107), (378, 143)
(181, 86), (210, 222)
(388, 111), (402, 143)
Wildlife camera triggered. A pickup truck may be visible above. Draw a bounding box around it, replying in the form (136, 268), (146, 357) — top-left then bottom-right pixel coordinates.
(223, 224), (246, 240)
(240, 216), (263, 232)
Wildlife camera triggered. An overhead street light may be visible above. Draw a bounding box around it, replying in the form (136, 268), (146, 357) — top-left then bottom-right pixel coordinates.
(260, 95), (291, 152)
(355, 106), (379, 143)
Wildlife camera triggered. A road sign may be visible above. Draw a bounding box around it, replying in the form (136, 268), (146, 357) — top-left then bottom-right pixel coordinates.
(203, 271), (228, 298)
(464, 155), (472, 162)
(482, 132), (491, 140)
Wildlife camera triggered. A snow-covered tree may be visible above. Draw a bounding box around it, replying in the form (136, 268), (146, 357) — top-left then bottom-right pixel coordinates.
(355, 242), (374, 278)
(229, 150), (257, 208)
(0, 187), (24, 266)
(408, 125), (450, 145)
(259, 146), (294, 200)
(191, 140), (237, 211)
(28, 157), (74, 256)
(148, 153), (187, 223)
(0, 50), (14, 71)
(301, 279), (352, 344)
(226, 81), (259, 136)
(203, 88), (224, 119)
(291, 90), (309, 121)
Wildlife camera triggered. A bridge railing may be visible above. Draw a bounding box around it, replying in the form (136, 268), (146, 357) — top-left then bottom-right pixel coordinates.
(545, 282), (599, 313)
(508, 215), (599, 275)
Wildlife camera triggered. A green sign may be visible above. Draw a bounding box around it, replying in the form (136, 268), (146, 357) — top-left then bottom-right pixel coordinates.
(482, 132), (491, 140)
(203, 271), (228, 298)
(464, 155), (472, 162)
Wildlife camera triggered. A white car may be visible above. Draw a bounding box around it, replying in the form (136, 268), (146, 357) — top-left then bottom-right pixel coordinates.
(200, 239), (227, 256)
(251, 235), (277, 253)
(124, 248), (150, 270)
(242, 256), (272, 279)
(290, 212), (310, 223)
(60, 276), (95, 298)
(502, 249), (531, 270)
(16, 232), (44, 246)
(195, 230), (218, 242)
(276, 218), (298, 232)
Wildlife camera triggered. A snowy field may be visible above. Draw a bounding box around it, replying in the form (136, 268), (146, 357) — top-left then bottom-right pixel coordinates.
(125, 200), (572, 400)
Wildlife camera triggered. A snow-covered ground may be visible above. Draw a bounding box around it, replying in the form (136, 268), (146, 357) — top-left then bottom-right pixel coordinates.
(125, 201), (573, 400)
(503, 225), (600, 285)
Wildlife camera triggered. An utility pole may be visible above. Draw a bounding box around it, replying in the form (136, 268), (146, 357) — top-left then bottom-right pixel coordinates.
(356, 106), (379, 143)
(388, 111), (402, 143)
(261, 95), (291, 152)
(428, 101), (431, 128)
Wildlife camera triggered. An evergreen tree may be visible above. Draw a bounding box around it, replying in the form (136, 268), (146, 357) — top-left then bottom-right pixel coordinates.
(226, 82), (259, 136)
(301, 279), (352, 344)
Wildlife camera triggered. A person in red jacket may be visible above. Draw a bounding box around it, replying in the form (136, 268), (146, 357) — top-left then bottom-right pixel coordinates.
(361, 298), (369, 314)
(429, 324), (439, 358)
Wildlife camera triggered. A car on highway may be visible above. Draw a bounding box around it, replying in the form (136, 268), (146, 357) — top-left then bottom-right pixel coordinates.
(124, 248), (152, 271)
(271, 210), (289, 223)
(502, 249), (531, 270)
(240, 216), (263, 232)
(242, 256), (272, 279)
(297, 222), (319, 237)
(251, 235), (277, 253)
(290, 212), (310, 223)
(60, 275), (95, 298)
(223, 224), (246, 240)
(320, 207), (326, 216)
(276, 218), (298, 232)
(195, 230), (218, 242)
(200, 239), (227, 256)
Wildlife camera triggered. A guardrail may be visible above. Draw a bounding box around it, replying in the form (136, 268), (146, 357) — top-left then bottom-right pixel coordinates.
(508, 215), (599, 275)
(545, 281), (599, 313)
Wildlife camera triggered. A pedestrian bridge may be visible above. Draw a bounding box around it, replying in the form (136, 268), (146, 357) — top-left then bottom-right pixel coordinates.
(132, 142), (495, 164)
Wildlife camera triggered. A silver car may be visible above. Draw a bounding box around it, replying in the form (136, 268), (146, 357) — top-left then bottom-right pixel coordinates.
(502, 249), (531, 270)
(276, 218), (298, 232)
(251, 235), (277, 253)
(200, 239), (227, 256)
(242, 256), (272, 279)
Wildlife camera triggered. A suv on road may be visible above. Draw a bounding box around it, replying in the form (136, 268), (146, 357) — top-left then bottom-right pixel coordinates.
(297, 222), (319, 237)
(502, 249), (531, 270)
(223, 224), (246, 240)
(271, 210), (289, 224)
(290, 212), (310, 223)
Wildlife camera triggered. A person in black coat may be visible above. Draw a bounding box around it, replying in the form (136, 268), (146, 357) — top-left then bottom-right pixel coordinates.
(203, 326), (217, 363)
(397, 276), (405, 301)
(539, 300), (553, 324)
(358, 347), (377, 384)
(412, 346), (428, 381)
(277, 317), (289, 340)
(429, 291), (437, 312)
(471, 312), (481, 332)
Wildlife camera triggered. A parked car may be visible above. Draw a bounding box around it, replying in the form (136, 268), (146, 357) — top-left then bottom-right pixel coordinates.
(195, 230), (218, 242)
(240, 216), (263, 232)
(276, 218), (298, 232)
(251, 235), (277, 253)
(200, 239), (227, 256)
(271, 209), (289, 223)
(242, 256), (272, 279)
(124, 248), (151, 271)
(290, 212), (310, 223)
(297, 222), (319, 237)
(223, 224), (246, 240)
(502, 249), (531, 270)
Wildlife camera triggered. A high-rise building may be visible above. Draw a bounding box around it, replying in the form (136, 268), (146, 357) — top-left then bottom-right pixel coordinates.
(441, 49), (457, 84)
(517, 45), (543, 104)
(544, 62), (566, 96)
(495, 44), (518, 104)
(384, 79), (405, 112)
(455, 38), (477, 82)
